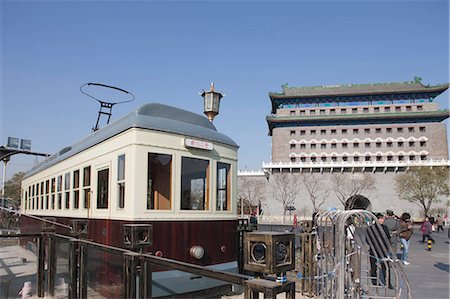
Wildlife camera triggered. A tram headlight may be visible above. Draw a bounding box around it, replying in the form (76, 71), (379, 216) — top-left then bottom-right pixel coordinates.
(190, 245), (205, 260)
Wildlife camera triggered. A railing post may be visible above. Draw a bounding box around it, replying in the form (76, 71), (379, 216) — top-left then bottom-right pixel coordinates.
(124, 252), (139, 299)
(47, 234), (56, 297)
(79, 243), (87, 299)
(68, 238), (78, 299)
(140, 258), (152, 299)
(36, 234), (45, 297)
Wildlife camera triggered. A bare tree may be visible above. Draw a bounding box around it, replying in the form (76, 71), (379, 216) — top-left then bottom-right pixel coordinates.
(270, 173), (301, 216)
(331, 173), (375, 210)
(395, 167), (449, 217)
(237, 177), (266, 214)
(300, 173), (329, 212)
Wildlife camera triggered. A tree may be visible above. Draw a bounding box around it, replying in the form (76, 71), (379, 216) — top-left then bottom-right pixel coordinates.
(270, 173), (301, 217)
(331, 173), (375, 210)
(237, 177), (265, 214)
(300, 173), (329, 212)
(395, 167), (449, 217)
(3, 171), (26, 207)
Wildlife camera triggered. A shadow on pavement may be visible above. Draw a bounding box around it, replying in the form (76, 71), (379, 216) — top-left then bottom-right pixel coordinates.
(433, 262), (450, 273)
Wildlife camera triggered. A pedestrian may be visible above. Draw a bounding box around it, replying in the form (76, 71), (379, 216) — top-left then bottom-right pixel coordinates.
(384, 210), (400, 255)
(436, 215), (444, 232)
(398, 213), (413, 265)
(420, 217), (435, 244)
(367, 213), (391, 286)
(444, 214), (449, 227)
(429, 215), (435, 232)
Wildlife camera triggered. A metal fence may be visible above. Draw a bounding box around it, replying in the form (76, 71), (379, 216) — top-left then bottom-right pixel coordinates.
(299, 210), (412, 299)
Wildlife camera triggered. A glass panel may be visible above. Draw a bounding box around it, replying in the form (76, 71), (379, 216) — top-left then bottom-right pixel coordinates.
(57, 176), (62, 192)
(118, 155), (125, 181)
(74, 190), (80, 209)
(58, 194), (62, 209)
(142, 261), (236, 298)
(54, 236), (70, 298)
(181, 157), (209, 210)
(83, 166), (91, 187)
(147, 153), (172, 210)
(217, 162), (230, 211)
(97, 169), (109, 209)
(65, 192), (70, 209)
(64, 173), (70, 190)
(84, 189), (90, 209)
(118, 182), (125, 209)
(86, 245), (124, 298)
(73, 170), (80, 188)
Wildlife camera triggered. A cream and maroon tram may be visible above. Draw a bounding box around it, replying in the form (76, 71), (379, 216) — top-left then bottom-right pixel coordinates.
(20, 103), (239, 296)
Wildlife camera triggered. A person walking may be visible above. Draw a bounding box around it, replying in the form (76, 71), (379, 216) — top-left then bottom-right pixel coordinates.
(384, 210), (400, 255)
(398, 213), (413, 265)
(436, 215), (444, 232)
(367, 213), (391, 286)
(420, 217), (435, 244)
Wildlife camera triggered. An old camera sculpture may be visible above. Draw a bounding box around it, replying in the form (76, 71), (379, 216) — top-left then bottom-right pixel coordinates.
(244, 231), (295, 282)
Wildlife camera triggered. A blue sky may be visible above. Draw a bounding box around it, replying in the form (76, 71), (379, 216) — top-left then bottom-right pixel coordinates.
(1, 0), (449, 179)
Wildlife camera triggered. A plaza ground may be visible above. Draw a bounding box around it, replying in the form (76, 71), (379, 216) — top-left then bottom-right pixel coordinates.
(0, 226), (449, 298)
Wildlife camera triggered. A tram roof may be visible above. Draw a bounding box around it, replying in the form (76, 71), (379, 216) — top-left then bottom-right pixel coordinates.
(25, 103), (238, 178)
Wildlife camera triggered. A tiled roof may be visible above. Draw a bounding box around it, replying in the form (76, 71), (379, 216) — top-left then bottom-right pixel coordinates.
(269, 79), (449, 99)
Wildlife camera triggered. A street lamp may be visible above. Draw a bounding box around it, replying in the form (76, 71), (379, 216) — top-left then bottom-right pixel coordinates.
(200, 82), (224, 123)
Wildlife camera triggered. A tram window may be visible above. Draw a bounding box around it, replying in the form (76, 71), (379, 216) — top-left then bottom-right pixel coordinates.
(57, 176), (62, 209)
(118, 155), (125, 209)
(64, 173), (70, 209)
(51, 178), (56, 209)
(73, 170), (80, 209)
(217, 162), (230, 211)
(36, 184), (40, 209)
(28, 186), (31, 209)
(83, 166), (91, 209)
(181, 157), (209, 210)
(147, 153), (172, 210)
(97, 168), (109, 209)
(83, 189), (90, 209)
(45, 180), (50, 210)
(40, 182), (44, 210)
(57, 176), (62, 192)
(24, 191), (28, 210)
(58, 194), (62, 210)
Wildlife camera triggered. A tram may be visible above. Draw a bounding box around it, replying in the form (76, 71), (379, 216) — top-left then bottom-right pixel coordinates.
(20, 103), (239, 296)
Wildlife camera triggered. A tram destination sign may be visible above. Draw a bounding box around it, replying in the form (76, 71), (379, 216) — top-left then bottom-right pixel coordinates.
(184, 138), (213, 151)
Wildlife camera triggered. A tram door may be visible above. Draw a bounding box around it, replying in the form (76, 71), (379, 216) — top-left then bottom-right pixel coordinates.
(97, 168), (110, 245)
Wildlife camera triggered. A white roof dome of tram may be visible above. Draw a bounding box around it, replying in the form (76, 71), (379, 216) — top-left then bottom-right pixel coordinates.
(25, 103), (238, 178)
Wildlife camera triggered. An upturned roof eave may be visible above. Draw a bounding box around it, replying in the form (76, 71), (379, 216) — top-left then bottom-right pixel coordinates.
(268, 83), (449, 100)
(265, 110), (450, 135)
(266, 110), (450, 122)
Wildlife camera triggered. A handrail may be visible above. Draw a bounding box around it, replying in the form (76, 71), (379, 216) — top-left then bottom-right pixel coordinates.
(50, 232), (252, 286)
